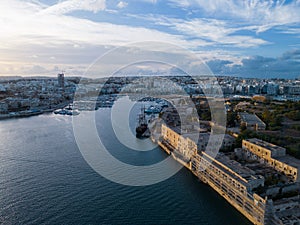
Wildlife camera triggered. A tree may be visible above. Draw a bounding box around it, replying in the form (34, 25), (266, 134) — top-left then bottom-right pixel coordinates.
(240, 124), (247, 132)
(262, 109), (271, 124)
(227, 111), (237, 127)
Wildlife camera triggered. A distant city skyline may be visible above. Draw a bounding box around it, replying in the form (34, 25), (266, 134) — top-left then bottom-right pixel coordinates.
(0, 0), (299, 78)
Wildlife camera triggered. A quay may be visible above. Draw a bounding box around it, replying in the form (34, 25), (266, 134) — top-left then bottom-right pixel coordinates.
(153, 124), (299, 225)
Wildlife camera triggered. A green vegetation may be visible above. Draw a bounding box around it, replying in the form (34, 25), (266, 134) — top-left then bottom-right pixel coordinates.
(287, 143), (300, 159)
(271, 101), (300, 121)
(292, 125), (300, 131)
(227, 111), (237, 127)
(235, 129), (300, 159)
(234, 99), (300, 159)
(240, 100), (300, 122)
(285, 110), (300, 121)
(200, 110), (211, 121)
(235, 129), (256, 148)
(259, 109), (282, 130)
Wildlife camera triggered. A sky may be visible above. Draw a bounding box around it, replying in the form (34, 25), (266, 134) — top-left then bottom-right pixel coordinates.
(0, 0), (299, 78)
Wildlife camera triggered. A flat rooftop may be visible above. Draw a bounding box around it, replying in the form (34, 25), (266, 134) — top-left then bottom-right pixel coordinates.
(278, 155), (300, 169)
(216, 153), (257, 182)
(202, 152), (259, 186)
(245, 162), (283, 177)
(239, 112), (266, 126)
(245, 138), (286, 153)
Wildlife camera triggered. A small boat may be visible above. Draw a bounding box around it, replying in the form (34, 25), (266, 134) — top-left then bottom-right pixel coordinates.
(54, 108), (80, 116)
(144, 105), (161, 114)
(54, 109), (67, 115)
(66, 110), (80, 116)
(64, 103), (73, 110)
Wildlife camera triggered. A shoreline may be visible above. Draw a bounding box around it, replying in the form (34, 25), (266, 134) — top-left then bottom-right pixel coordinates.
(156, 139), (262, 225)
(0, 109), (53, 120)
(0, 102), (72, 121)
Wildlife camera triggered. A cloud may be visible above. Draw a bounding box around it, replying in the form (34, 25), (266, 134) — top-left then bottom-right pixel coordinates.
(129, 15), (269, 48)
(117, 1), (128, 9)
(280, 27), (300, 35)
(207, 50), (300, 78)
(26, 65), (50, 74)
(0, 61), (89, 76)
(168, 18), (268, 47)
(114, 61), (172, 75)
(0, 0), (298, 79)
(138, 0), (158, 4)
(168, 0), (300, 33)
(41, 0), (106, 15)
(0, 0), (198, 51)
(207, 60), (233, 74)
(281, 49), (300, 61)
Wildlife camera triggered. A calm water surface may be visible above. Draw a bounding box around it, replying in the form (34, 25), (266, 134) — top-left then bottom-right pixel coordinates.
(0, 108), (252, 225)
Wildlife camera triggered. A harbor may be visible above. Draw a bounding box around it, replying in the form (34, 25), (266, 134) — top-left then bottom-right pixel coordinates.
(0, 108), (252, 225)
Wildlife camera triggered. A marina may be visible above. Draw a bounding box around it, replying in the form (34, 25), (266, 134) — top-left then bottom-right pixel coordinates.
(54, 104), (80, 116)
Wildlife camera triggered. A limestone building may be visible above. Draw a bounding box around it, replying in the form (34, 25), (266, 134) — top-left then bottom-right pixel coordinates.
(242, 138), (300, 182)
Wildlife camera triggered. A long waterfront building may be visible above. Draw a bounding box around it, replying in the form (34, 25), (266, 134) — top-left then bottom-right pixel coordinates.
(157, 124), (287, 225)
